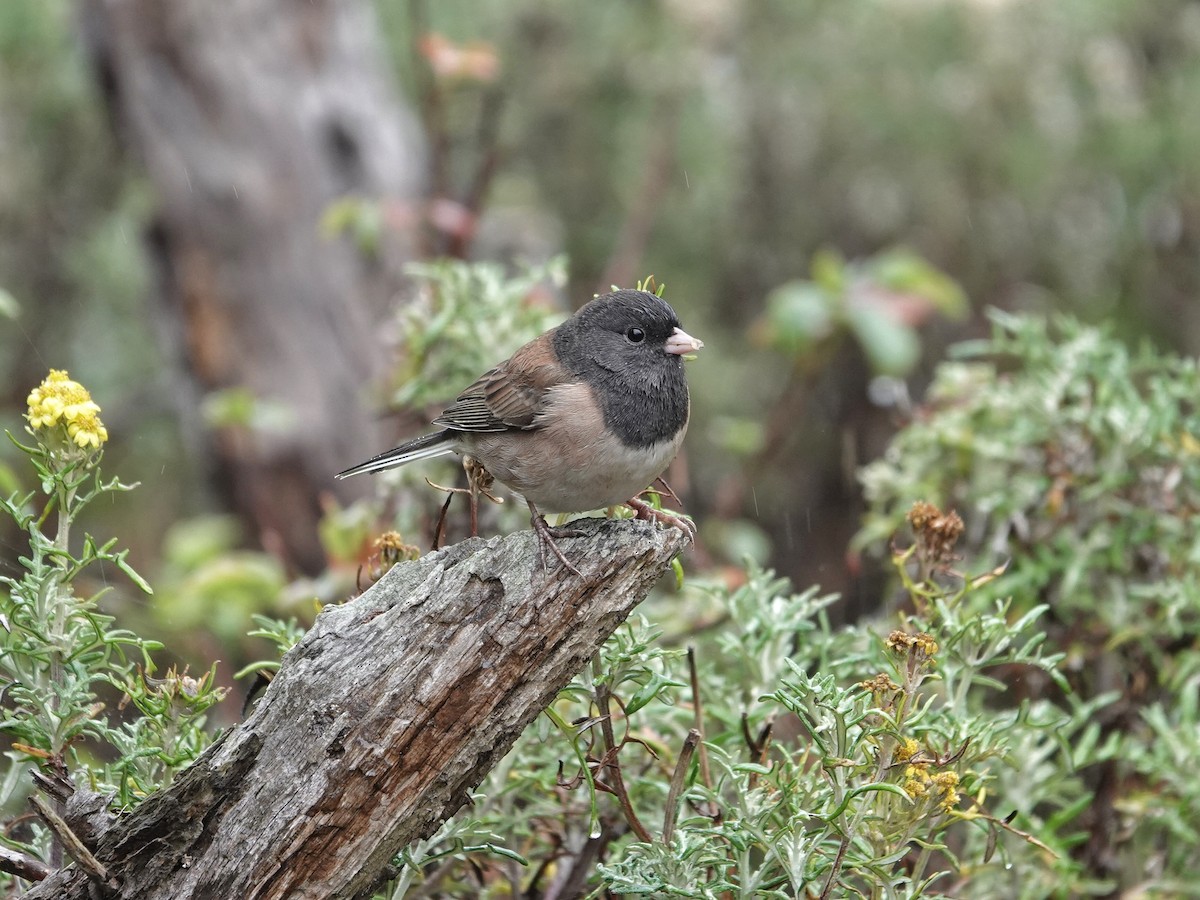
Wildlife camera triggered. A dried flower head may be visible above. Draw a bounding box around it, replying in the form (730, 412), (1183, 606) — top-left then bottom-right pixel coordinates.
(859, 673), (902, 695)
(906, 501), (964, 571)
(886, 630), (939, 660)
(374, 530), (421, 564)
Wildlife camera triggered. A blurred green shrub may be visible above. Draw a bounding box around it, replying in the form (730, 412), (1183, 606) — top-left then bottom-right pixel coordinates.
(858, 310), (1200, 889)
(699, 246), (967, 570)
(155, 515), (287, 641)
(381, 0), (1200, 346)
(757, 247), (967, 376)
(0, 0), (151, 397)
(859, 310), (1200, 679)
(390, 256), (567, 412)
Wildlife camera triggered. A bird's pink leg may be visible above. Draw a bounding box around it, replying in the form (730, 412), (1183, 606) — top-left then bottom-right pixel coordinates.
(526, 499), (583, 577)
(626, 496), (696, 544)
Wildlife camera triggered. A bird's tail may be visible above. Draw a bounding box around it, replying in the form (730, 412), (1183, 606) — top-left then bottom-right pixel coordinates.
(335, 431), (457, 479)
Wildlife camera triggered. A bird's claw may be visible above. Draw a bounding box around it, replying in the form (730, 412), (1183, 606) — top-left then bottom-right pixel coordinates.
(626, 496), (697, 544)
(527, 501), (583, 577)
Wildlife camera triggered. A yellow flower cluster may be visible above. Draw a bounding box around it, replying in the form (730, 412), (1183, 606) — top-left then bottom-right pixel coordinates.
(894, 737), (921, 763)
(903, 764), (960, 812)
(26, 369), (109, 449)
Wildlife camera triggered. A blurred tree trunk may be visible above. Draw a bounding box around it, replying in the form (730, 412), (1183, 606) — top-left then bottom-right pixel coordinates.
(79, 0), (424, 573)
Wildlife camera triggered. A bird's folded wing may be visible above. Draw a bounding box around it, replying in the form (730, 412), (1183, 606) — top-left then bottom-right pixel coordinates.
(432, 355), (566, 433)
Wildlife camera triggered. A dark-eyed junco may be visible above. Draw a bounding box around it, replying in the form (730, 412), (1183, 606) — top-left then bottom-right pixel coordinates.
(336, 289), (703, 573)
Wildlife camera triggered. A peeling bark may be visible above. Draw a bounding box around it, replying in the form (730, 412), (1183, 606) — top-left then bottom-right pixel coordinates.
(24, 519), (685, 900)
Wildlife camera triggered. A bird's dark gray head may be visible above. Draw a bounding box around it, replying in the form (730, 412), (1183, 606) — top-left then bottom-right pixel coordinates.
(570, 289), (682, 348)
(553, 290), (700, 448)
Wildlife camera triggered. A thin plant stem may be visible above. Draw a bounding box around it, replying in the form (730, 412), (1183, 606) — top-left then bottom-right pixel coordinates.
(592, 654), (653, 843)
(687, 646), (713, 790)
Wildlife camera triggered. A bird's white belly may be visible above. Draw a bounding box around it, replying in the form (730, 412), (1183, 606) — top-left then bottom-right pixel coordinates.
(464, 383), (686, 513)
(535, 434), (680, 512)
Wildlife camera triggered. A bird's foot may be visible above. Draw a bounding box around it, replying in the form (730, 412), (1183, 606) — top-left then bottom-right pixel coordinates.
(527, 501), (583, 577)
(626, 496), (696, 544)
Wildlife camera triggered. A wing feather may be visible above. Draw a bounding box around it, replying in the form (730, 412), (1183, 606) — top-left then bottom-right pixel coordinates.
(431, 341), (567, 433)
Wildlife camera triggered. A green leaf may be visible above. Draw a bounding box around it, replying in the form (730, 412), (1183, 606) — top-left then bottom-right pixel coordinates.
(461, 842), (529, 865)
(671, 556), (685, 589)
(114, 552), (154, 594)
(846, 304), (920, 376)
(848, 781), (911, 801)
(625, 672), (685, 714)
(761, 281), (836, 356)
(870, 248), (968, 318)
(233, 660), (281, 679)
(810, 247), (847, 293)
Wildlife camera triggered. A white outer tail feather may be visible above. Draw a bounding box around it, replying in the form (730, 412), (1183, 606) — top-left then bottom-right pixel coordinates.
(335, 433), (456, 479)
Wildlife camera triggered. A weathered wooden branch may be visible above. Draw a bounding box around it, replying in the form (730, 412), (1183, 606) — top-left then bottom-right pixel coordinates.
(24, 519), (685, 900)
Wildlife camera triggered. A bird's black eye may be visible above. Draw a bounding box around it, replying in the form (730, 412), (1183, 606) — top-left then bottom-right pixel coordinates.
(626, 326), (646, 343)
